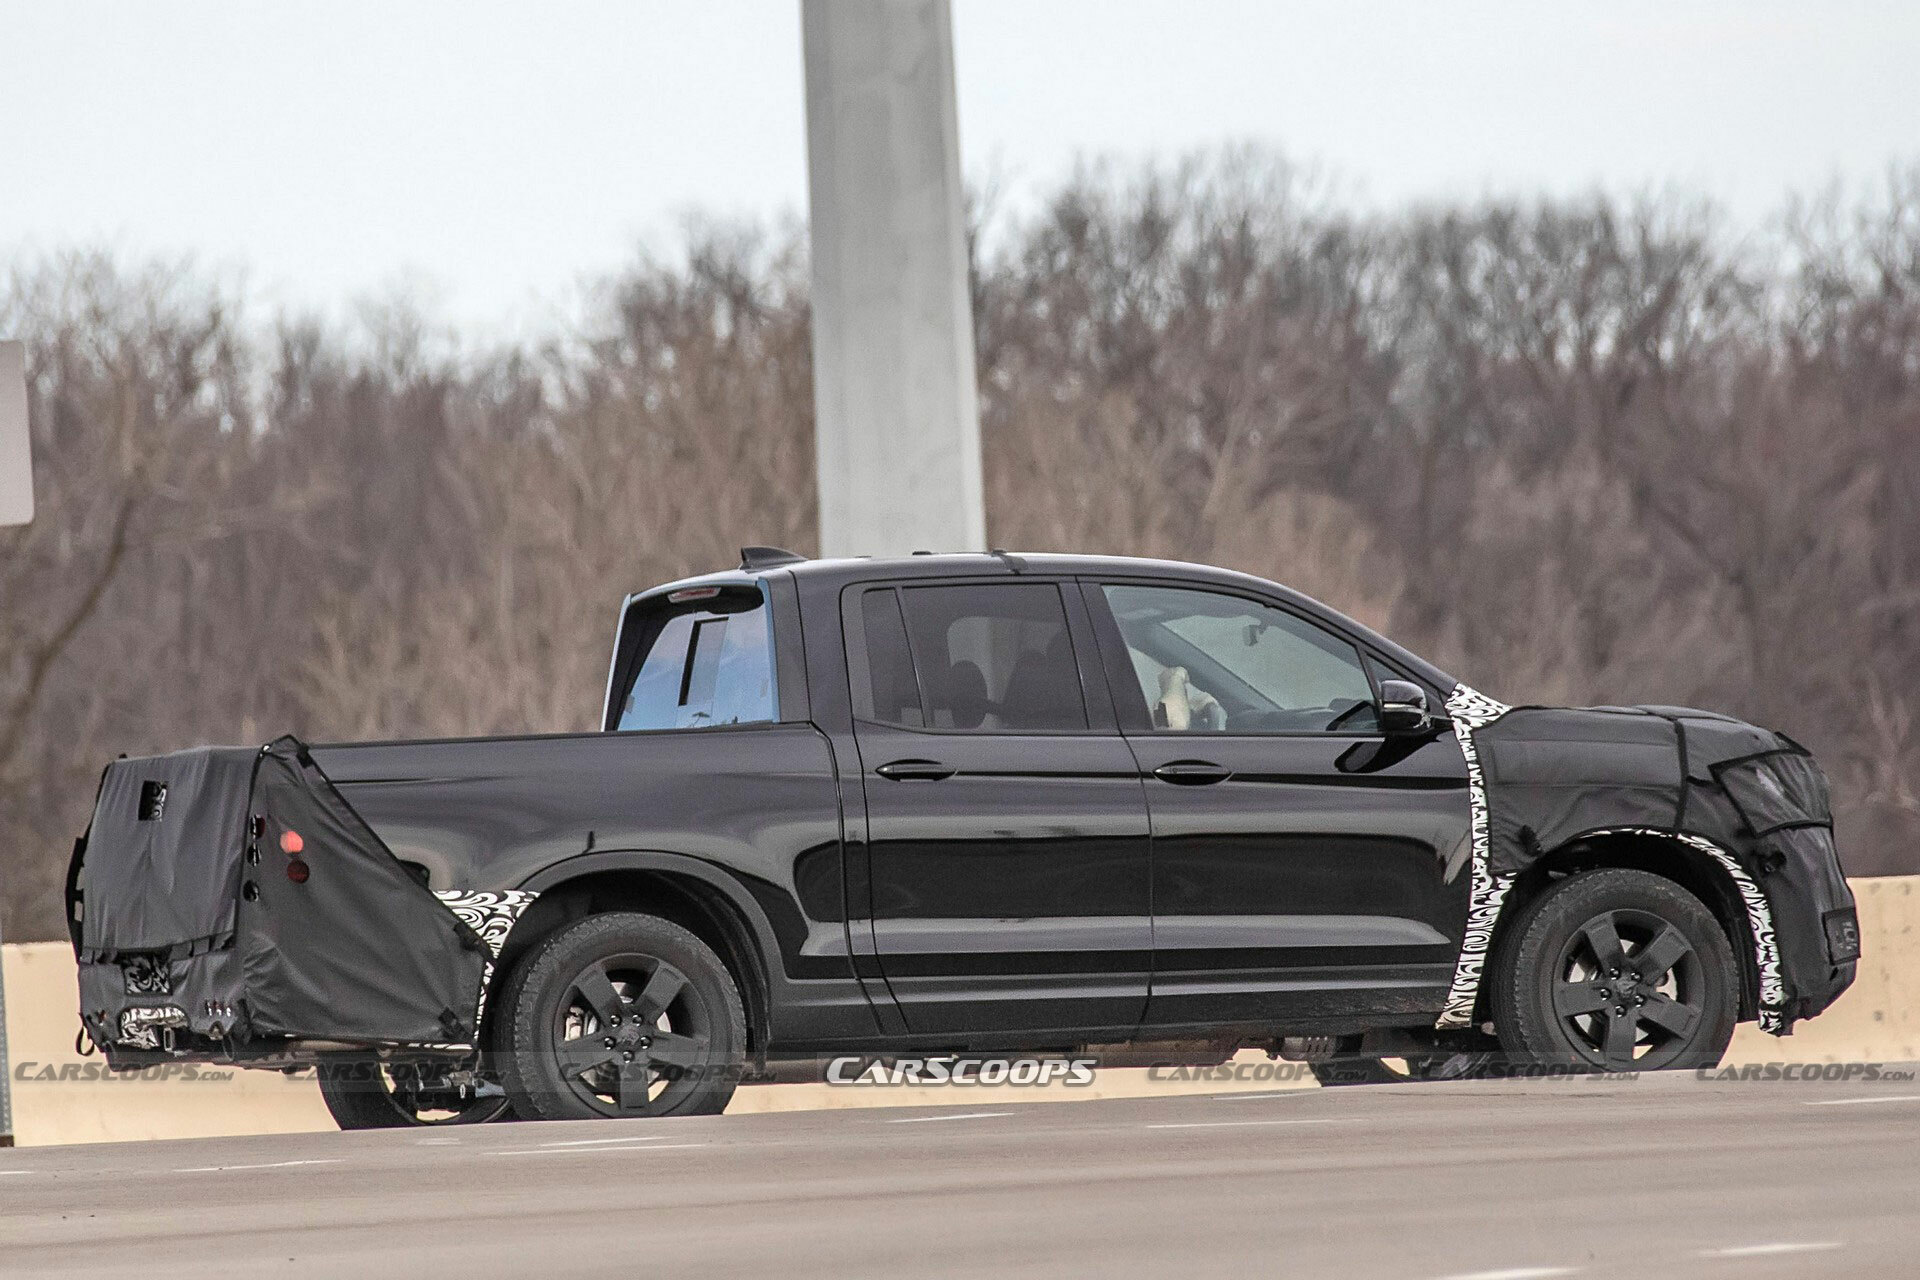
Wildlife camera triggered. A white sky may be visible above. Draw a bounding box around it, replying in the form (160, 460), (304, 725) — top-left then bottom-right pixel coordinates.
(3, 1), (1916, 335)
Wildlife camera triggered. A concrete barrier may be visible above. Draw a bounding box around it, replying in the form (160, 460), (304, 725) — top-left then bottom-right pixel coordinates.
(1724, 875), (1918, 1064)
(7, 876), (1912, 1146)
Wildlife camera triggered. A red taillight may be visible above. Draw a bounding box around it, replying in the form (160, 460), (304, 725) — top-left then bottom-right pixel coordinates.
(668, 586), (722, 603)
(279, 829), (304, 855)
(286, 859), (310, 884)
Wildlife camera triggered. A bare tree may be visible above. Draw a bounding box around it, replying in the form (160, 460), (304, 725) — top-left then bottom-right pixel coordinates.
(6, 162), (1920, 939)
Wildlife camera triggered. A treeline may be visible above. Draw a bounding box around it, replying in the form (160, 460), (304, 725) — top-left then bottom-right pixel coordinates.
(4, 155), (1918, 940)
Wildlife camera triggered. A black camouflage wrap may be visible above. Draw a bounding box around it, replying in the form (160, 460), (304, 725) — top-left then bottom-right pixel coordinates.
(71, 737), (491, 1063)
(1439, 685), (1857, 1036)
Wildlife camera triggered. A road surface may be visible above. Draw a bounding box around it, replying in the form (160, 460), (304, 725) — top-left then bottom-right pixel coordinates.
(3, 1068), (1917, 1278)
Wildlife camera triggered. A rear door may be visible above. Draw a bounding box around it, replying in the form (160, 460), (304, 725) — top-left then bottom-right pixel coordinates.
(1083, 579), (1471, 1032)
(844, 578), (1152, 1037)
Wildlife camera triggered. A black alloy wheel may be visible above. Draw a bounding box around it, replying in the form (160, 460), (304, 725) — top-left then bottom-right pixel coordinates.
(317, 1052), (513, 1129)
(498, 912), (746, 1121)
(1494, 868), (1738, 1071)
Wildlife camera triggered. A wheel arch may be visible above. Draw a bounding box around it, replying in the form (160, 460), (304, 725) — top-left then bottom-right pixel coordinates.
(493, 851), (776, 1061)
(1489, 830), (1764, 1023)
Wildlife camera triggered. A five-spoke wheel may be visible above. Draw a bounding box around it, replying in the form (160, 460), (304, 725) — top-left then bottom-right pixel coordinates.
(316, 1052), (513, 1129)
(1493, 868), (1737, 1071)
(497, 912), (746, 1121)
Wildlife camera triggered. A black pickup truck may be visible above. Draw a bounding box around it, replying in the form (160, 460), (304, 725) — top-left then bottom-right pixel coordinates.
(70, 549), (1858, 1126)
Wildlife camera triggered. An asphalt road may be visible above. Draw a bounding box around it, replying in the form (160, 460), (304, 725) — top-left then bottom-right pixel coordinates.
(4, 1069), (1918, 1279)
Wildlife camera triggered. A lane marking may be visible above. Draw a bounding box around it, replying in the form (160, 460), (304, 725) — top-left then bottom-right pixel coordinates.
(486, 1143), (706, 1157)
(1212, 1091), (1312, 1101)
(1146, 1118), (1352, 1130)
(173, 1159), (342, 1173)
(1435, 1269), (1579, 1280)
(537, 1135), (679, 1147)
(0, 1170), (31, 1176)
(414, 1137), (461, 1146)
(885, 1111), (1014, 1124)
(1696, 1242), (1842, 1258)
(1804, 1094), (1920, 1107)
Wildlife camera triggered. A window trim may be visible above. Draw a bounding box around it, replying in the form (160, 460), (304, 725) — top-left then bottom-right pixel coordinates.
(604, 585), (780, 734)
(839, 576), (1118, 737)
(1078, 576), (1431, 740)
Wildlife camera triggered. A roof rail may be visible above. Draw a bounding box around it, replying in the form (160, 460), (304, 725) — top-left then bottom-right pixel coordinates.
(739, 546), (808, 572)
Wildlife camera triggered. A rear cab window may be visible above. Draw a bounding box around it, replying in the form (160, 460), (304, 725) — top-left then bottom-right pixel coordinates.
(853, 582), (1089, 733)
(608, 583), (776, 731)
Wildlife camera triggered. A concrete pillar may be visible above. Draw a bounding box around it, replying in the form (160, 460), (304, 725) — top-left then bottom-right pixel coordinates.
(0, 341), (30, 527)
(0, 338), (24, 1144)
(802, 0), (985, 557)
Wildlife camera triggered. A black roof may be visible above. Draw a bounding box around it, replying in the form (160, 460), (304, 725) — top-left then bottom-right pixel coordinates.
(632, 550), (1458, 697)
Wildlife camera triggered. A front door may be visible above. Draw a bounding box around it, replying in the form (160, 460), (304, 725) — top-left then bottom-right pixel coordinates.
(1083, 580), (1472, 1032)
(845, 579), (1152, 1038)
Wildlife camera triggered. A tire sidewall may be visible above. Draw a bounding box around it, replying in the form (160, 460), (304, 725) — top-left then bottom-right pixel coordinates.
(316, 1052), (512, 1129)
(1494, 868), (1739, 1071)
(498, 912), (747, 1122)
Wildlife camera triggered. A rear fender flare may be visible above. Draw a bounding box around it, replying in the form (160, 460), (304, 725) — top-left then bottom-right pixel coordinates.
(511, 849), (783, 1044)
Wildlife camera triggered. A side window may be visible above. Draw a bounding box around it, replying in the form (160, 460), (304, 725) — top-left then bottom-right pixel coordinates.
(1100, 584), (1379, 734)
(615, 589), (776, 730)
(860, 588), (924, 727)
(858, 583), (1088, 732)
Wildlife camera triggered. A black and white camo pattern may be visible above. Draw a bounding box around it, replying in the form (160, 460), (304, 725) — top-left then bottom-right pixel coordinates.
(122, 957), (172, 997)
(1434, 685), (1790, 1035)
(1602, 827), (1788, 1035)
(1436, 683), (1515, 1030)
(433, 888), (540, 1042)
(434, 889), (540, 956)
(118, 1004), (187, 1050)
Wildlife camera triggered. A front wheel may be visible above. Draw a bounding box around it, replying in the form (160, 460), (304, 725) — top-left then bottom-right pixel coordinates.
(316, 1053), (513, 1129)
(497, 912), (747, 1121)
(1492, 868), (1738, 1071)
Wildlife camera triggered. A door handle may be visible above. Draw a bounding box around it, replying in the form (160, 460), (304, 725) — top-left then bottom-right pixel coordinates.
(875, 758), (956, 782)
(1152, 760), (1231, 785)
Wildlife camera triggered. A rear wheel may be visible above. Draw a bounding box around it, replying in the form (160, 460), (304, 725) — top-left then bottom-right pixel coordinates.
(497, 912), (747, 1121)
(1492, 868), (1738, 1071)
(317, 1053), (512, 1129)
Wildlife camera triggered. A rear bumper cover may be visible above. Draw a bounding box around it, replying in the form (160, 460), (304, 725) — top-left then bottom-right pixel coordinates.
(71, 737), (497, 1066)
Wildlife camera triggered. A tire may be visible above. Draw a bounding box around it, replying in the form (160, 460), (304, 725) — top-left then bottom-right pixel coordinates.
(1492, 868), (1738, 1071)
(496, 912), (747, 1121)
(317, 1052), (513, 1130)
(1310, 1050), (1497, 1087)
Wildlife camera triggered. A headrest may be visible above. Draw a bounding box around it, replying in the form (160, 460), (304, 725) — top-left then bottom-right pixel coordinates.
(944, 660), (990, 729)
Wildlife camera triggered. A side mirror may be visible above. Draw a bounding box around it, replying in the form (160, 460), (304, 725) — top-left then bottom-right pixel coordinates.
(1377, 679), (1430, 735)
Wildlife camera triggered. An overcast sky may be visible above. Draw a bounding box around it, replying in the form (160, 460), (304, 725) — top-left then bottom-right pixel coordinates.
(3, 1), (1915, 333)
